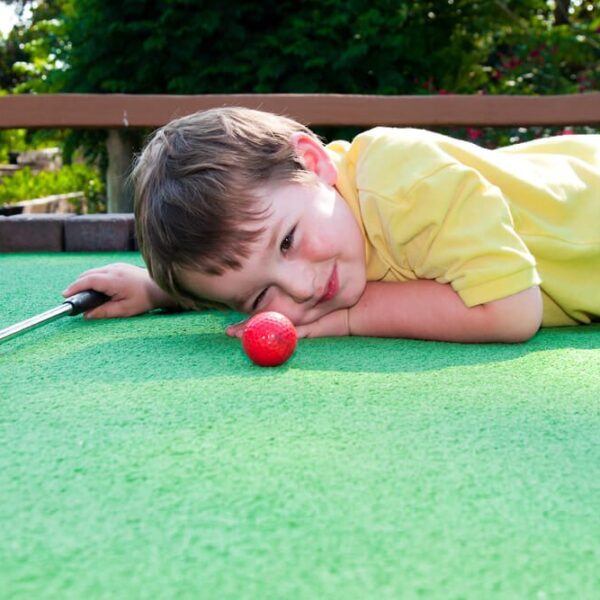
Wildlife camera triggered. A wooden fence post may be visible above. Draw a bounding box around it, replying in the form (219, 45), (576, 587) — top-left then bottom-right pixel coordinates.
(106, 129), (134, 213)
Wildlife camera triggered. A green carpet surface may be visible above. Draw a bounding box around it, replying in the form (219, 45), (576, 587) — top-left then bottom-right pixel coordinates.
(1, 253), (600, 599)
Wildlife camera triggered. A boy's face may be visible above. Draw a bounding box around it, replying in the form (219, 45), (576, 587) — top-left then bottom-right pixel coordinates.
(179, 176), (367, 327)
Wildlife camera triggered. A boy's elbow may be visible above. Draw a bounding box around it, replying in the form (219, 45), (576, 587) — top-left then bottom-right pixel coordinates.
(503, 313), (542, 343)
(485, 286), (543, 343)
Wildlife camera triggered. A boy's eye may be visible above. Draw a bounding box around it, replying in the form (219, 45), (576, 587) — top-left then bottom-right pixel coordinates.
(252, 288), (268, 311)
(280, 227), (296, 253)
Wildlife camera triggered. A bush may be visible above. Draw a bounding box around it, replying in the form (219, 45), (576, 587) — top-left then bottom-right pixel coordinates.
(421, 6), (600, 148)
(0, 163), (105, 212)
(0, 128), (65, 163)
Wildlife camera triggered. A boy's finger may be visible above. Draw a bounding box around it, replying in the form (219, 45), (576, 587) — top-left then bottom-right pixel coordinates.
(62, 274), (114, 298)
(76, 262), (129, 278)
(62, 277), (93, 297)
(293, 324), (313, 339)
(63, 267), (111, 291)
(226, 321), (247, 338)
(225, 327), (243, 338)
(76, 266), (107, 278)
(84, 300), (129, 320)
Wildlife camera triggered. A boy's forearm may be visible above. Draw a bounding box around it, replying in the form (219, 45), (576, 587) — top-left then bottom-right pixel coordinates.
(145, 276), (194, 312)
(348, 280), (541, 343)
(149, 284), (181, 310)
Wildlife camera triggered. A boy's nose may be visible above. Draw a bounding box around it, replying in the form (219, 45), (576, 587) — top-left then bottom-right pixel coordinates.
(279, 264), (314, 304)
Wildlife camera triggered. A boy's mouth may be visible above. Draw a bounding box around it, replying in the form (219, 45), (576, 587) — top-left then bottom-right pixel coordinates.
(317, 265), (339, 304)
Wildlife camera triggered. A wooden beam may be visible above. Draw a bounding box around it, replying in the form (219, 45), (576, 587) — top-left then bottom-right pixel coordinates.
(1, 93), (599, 129)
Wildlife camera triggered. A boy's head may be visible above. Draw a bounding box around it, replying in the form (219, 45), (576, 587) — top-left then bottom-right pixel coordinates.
(133, 107), (315, 302)
(133, 107), (366, 324)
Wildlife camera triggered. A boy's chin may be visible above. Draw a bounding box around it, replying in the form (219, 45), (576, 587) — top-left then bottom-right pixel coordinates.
(347, 282), (367, 307)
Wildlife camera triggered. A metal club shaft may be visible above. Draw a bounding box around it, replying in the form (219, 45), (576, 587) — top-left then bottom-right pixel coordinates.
(0, 290), (109, 344)
(0, 304), (73, 343)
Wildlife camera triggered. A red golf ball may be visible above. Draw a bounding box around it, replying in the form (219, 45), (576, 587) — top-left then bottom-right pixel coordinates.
(242, 311), (297, 367)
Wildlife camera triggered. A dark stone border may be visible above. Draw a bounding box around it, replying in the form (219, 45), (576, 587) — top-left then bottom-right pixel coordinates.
(0, 213), (137, 252)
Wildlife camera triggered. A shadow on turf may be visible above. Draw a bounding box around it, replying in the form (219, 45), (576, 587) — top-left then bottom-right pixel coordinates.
(296, 325), (600, 373)
(4, 322), (598, 381)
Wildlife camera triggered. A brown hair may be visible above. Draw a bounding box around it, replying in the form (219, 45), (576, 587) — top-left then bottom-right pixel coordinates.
(132, 107), (317, 305)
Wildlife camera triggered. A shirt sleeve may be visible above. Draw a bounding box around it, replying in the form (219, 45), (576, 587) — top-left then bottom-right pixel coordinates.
(353, 129), (541, 307)
(399, 162), (541, 306)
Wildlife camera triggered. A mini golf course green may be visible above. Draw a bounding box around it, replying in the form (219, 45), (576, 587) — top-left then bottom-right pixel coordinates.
(1, 253), (600, 598)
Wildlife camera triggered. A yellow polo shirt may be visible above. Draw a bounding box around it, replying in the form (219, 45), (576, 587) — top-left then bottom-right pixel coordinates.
(327, 128), (600, 326)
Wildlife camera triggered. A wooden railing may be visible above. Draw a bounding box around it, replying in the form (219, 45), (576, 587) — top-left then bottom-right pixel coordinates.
(1, 92), (599, 212)
(2, 93), (600, 128)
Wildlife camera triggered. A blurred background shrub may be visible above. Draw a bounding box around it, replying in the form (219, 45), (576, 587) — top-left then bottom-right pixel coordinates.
(0, 163), (104, 211)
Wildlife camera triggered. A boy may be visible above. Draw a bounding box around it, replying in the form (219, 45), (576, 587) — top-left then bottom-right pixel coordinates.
(63, 107), (600, 343)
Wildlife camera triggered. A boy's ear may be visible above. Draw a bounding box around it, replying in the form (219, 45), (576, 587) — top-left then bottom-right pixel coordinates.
(290, 132), (338, 185)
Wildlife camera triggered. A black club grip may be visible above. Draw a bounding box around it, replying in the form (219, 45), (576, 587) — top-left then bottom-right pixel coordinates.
(64, 290), (111, 316)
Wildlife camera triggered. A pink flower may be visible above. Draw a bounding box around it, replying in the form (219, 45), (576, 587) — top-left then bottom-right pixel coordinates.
(503, 57), (522, 70)
(562, 127), (575, 135)
(467, 128), (483, 140)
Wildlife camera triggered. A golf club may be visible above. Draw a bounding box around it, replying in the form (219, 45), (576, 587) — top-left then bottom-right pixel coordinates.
(0, 290), (110, 344)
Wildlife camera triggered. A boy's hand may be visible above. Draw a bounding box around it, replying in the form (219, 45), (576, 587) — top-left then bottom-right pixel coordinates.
(62, 262), (178, 319)
(226, 309), (350, 339)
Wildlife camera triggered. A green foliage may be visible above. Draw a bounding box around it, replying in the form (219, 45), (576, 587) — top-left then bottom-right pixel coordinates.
(0, 1), (73, 171)
(59, 0), (546, 95)
(480, 18), (599, 95)
(1, 0), (69, 93)
(0, 163), (105, 212)
(0, 127), (67, 162)
(3, 1), (600, 99)
(0, 128), (31, 161)
(442, 2), (600, 147)
(0, 26), (28, 89)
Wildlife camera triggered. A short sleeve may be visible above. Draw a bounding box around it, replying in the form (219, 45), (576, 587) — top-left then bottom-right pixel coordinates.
(395, 162), (541, 306)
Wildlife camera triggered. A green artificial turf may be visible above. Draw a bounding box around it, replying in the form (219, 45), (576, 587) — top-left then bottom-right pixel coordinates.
(1, 253), (600, 599)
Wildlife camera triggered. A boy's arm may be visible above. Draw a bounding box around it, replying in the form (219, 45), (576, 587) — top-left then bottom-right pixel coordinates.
(300, 280), (543, 343)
